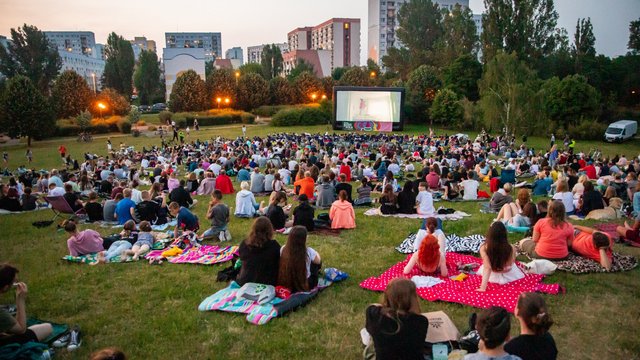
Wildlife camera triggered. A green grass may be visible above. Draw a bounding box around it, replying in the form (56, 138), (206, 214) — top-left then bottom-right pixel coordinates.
(0, 123), (639, 359)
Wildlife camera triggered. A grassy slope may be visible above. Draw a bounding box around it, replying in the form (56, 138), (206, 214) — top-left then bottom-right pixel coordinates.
(1, 122), (639, 359)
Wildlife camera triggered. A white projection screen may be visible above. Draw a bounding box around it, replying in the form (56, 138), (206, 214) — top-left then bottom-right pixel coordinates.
(333, 86), (404, 132)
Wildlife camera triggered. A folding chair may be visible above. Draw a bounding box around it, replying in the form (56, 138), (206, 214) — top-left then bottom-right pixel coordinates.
(45, 196), (87, 221)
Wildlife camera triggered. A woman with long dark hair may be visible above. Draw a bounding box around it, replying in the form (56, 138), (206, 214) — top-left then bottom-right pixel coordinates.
(397, 180), (417, 214)
(379, 184), (398, 215)
(278, 226), (321, 292)
(236, 217), (281, 286)
(365, 278), (428, 359)
(477, 222), (524, 292)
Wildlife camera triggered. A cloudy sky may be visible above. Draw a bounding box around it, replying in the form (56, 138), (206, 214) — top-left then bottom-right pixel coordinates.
(1, 0), (638, 64)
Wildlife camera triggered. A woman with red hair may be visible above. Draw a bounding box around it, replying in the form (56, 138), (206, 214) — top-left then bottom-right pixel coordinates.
(402, 234), (448, 276)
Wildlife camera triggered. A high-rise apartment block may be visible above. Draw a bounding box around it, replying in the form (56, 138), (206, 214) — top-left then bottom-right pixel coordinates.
(247, 43), (289, 64)
(368, 0), (472, 64)
(283, 18), (360, 77)
(225, 47), (244, 65)
(165, 32), (222, 61)
(131, 36), (157, 61)
(44, 31), (105, 91)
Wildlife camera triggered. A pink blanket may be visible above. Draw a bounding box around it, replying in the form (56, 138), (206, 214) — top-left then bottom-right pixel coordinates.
(146, 245), (238, 265)
(360, 253), (560, 312)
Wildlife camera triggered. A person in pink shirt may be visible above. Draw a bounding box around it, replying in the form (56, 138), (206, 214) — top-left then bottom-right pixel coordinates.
(63, 220), (104, 256)
(329, 190), (356, 229)
(425, 166), (440, 190)
(519, 201), (574, 260)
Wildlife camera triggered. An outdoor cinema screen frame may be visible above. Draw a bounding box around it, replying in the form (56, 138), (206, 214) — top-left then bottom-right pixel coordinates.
(333, 86), (405, 132)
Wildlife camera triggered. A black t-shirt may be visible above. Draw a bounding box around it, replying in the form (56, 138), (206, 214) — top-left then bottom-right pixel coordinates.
(567, 175), (578, 190)
(136, 200), (160, 223)
(397, 191), (416, 214)
(84, 202), (104, 222)
(169, 187), (192, 208)
(63, 192), (82, 211)
(379, 195), (398, 214)
(100, 180), (112, 195)
(335, 183), (353, 202)
(266, 205), (287, 230)
(365, 305), (428, 360)
(237, 239), (281, 286)
(293, 203), (315, 231)
(504, 332), (558, 360)
(0, 197), (21, 212)
(581, 190), (604, 215)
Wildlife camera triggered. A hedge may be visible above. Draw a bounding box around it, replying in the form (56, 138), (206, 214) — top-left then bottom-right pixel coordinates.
(252, 105), (295, 117)
(271, 106), (331, 126)
(184, 112), (255, 127)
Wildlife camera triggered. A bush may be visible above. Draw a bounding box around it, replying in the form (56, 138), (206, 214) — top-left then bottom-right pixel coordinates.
(185, 110), (255, 127)
(252, 105), (292, 117)
(136, 120), (146, 127)
(117, 119), (132, 134)
(567, 119), (608, 140)
(55, 119), (111, 137)
(159, 111), (172, 123)
(128, 108), (141, 124)
(132, 129), (141, 137)
(271, 106), (331, 126)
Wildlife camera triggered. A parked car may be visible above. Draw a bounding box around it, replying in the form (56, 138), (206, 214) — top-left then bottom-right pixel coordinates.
(138, 105), (151, 113)
(151, 103), (167, 112)
(604, 120), (637, 143)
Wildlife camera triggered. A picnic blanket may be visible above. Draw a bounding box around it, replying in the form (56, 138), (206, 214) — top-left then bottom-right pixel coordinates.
(360, 252), (560, 313)
(594, 223), (620, 239)
(62, 241), (166, 265)
(145, 245), (238, 265)
(199, 269), (347, 325)
(364, 208), (471, 220)
(396, 233), (485, 254)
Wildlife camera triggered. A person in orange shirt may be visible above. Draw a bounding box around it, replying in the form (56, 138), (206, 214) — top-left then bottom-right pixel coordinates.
(294, 171), (315, 200)
(572, 225), (613, 270)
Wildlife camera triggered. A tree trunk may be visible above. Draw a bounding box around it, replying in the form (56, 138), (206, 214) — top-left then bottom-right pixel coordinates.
(27, 136), (31, 147)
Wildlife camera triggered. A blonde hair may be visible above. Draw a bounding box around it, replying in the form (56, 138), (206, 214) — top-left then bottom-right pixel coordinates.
(241, 181), (249, 190)
(556, 180), (568, 193)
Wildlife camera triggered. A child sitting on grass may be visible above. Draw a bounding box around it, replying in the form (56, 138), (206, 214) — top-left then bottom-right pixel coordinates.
(416, 181), (435, 216)
(122, 221), (155, 261)
(168, 201), (199, 238)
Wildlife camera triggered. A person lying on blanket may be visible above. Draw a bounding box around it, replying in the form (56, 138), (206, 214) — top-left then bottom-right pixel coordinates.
(403, 234), (448, 277)
(571, 225), (614, 271)
(616, 215), (640, 244)
(364, 278), (428, 360)
(477, 222), (524, 292)
(504, 292), (558, 360)
(494, 202), (536, 229)
(168, 201), (199, 238)
(0, 264), (53, 348)
(465, 307), (521, 360)
(121, 221), (155, 261)
(63, 220), (104, 257)
(278, 226), (322, 292)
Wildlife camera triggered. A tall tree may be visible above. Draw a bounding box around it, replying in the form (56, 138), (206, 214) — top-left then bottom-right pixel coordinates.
(573, 18), (596, 73)
(206, 68), (237, 104)
(0, 24), (61, 95)
(238, 63), (264, 77)
(382, 47), (413, 80)
(429, 88), (464, 125)
(338, 68), (371, 87)
(103, 32), (135, 97)
(133, 50), (162, 105)
(293, 72), (323, 103)
(443, 54), (483, 101)
(269, 77), (296, 105)
(535, 28), (575, 80)
(236, 73), (269, 110)
(51, 70), (93, 119)
(478, 52), (541, 136)
(541, 74), (599, 128)
(394, 0), (443, 68)
(1, 75), (55, 146)
(169, 70), (208, 112)
(405, 65), (442, 122)
(436, 4), (479, 67)
(287, 59), (316, 81)
(94, 88), (130, 116)
(260, 44), (284, 80)
(628, 18), (640, 54)
(482, 0), (559, 64)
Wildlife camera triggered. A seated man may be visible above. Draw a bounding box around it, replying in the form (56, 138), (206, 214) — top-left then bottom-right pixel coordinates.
(0, 264), (52, 348)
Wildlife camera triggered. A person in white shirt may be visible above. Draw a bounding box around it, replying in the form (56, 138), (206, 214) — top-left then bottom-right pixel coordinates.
(288, 159), (298, 171)
(415, 182), (435, 216)
(207, 162), (222, 176)
(460, 171), (479, 200)
(388, 161), (401, 175)
(48, 183), (65, 197)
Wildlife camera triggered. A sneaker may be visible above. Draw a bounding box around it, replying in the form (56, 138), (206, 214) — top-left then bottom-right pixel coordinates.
(52, 333), (70, 348)
(67, 326), (82, 351)
(224, 229), (232, 241)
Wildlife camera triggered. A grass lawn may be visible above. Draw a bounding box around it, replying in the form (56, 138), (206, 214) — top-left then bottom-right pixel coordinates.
(0, 122), (639, 359)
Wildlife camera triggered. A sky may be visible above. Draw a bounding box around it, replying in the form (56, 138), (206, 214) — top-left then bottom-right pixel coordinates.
(0, 0), (638, 65)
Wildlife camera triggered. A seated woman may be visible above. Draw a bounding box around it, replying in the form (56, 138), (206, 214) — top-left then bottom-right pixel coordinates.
(236, 217), (281, 286)
(63, 219), (105, 256)
(505, 292), (558, 360)
(354, 178), (373, 206)
(266, 191), (290, 231)
(495, 202), (536, 229)
(381, 171), (398, 193)
(414, 217), (446, 253)
(403, 234), (448, 276)
(477, 222), (524, 292)
(214, 171), (235, 194)
(185, 172), (200, 193)
(329, 190), (356, 229)
(571, 225), (613, 270)
(378, 184), (398, 214)
(364, 278), (428, 360)
(519, 201), (574, 260)
(551, 180), (575, 215)
(578, 181), (605, 217)
(292, 194), (315, 231)
(234, 181), (259, 218)
(443, 172), (460, 200)
(0, 264), (53, 348)
(397, 180), (416, 214)
(196, 172), (216, 195)
(278, 226), (322, 292)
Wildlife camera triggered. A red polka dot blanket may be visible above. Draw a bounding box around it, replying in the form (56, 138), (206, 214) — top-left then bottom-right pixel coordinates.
(359, 252), (560, 313)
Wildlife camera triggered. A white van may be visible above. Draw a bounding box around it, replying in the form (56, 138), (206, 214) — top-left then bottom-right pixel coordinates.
(604, 120), (637, 143)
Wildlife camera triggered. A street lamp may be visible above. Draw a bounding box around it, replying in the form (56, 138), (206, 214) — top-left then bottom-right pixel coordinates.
(235, 71), (240, 84)
(97, 102), (106, 118)
(311, 93), (317, 102)
(224, 98), (230, 107)
(216, 97), (222, 109)
(370, 71), (376, 78)
(321, 94), (327, 100)
(91, 73), (97, 94)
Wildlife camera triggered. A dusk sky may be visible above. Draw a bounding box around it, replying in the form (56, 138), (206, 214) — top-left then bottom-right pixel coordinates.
(1, 0), (638, 64)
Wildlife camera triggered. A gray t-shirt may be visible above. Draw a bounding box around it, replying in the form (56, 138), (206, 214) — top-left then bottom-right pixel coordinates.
(0, 308), (16, 333)
(103, 199), (118, 222)
(209, 203), (230, 229)
(465, 352), (522, 360)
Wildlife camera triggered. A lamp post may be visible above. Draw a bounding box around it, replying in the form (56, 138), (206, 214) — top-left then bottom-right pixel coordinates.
(224, 98), (230, 108)
(235, 71), (240, 84)
(216, 97), (222, 109)
(91, 73), (97, 94)
(97, 102), (106, 118)
(311, 93), (317, 103)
